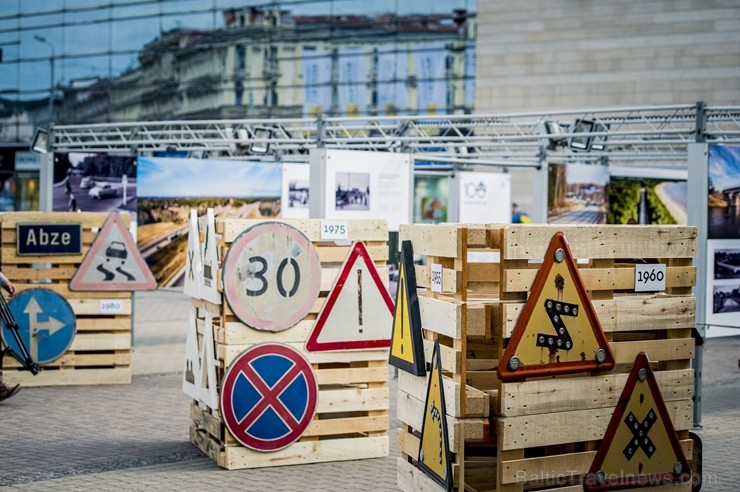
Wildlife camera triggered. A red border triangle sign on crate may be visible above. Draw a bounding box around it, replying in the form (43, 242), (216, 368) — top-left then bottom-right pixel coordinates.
(306, 242), (394, 351)
(70, 212), (156, 291)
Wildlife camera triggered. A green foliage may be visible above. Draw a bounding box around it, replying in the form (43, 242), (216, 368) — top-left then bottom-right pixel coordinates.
(607, 180), (640, 224)
(607, 179), (677, 224)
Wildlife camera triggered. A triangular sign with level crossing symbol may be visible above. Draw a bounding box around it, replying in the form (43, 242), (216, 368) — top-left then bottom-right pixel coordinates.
(584, 352), (691, 491)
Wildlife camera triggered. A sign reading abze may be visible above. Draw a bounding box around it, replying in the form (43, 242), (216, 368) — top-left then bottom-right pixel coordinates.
(17, 223), (82, 256)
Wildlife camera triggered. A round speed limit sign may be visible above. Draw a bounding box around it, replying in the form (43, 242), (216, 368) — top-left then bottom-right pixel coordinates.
(222, 222), (321, 332)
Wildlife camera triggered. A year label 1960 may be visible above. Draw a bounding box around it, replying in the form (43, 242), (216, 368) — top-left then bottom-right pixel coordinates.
(634, 263), (666, 292)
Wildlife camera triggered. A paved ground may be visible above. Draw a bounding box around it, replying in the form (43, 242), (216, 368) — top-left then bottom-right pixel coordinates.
(0, 289), (738, 491)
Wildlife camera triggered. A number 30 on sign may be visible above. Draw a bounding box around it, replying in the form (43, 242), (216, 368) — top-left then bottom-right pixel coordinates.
(222, 222), (322, 332)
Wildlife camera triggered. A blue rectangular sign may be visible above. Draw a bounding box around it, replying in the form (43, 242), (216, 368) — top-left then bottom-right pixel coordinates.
(17, 223), (82, 256)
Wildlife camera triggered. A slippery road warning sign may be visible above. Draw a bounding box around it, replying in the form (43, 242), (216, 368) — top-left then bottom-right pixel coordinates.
(220, 343), (318, 452)
(70, 212), (156, 291)
(306, 242), (394, 352)
(497, 232), (614, 381)
(584, 353), (691, 491)
(0, 288), (76, 364)
(418, 340), (452, 491)
(222, 222), (321, 332)
(388, 240), (426, 376)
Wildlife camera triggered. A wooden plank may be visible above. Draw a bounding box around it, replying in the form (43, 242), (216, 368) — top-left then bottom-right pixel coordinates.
(501, 295), (695, 338)
(398, 370), (489, 418)
(217, 320), (314, 345)
(499, 369), (694, 417)
(4, 367), (131, 386)
(613, 338), (695, 364)
(3, 264), (78, 280)
(501, 225), (696, 261)
(1, 245), (91, 264)
(0, 211), (117, 228)
(220, 434), (389, 469)
(316, 386), (389, 414)
(15, 283), (132, 299)
(400, 223), (463, 258)
(220, 218), (388, 243)
(315, 244), (388, 263)
(415, 263), (462, 293)
(69, 332), (131, 351)
(68, 298), (133, 316)
(75, 318), (131, 331)
(397, 389), (487, 452)
(316, 366), (388, 386)
(499, 439), (693, 485)
(422, 339), (462, 374)
(397, 456), (448, 492)
(419, 295), (462, 339)
(498, 400), (693, 450)
(190, 402), (221, 438)
(219, 344), (388, 366)
(503, 265), (696, 293)
(303, 415), (388, 437)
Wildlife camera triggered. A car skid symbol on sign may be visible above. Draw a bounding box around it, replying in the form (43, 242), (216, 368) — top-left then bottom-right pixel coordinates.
(96, 241), (135, 281)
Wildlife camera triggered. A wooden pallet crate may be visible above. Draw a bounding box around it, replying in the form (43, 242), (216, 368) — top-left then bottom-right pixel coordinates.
(188, 218), (391, 469)
(397, 223), (698, 492)
(1, 212), (132, 386)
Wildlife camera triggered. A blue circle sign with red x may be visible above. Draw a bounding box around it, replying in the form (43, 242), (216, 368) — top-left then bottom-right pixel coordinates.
(221, 343), (318, 452)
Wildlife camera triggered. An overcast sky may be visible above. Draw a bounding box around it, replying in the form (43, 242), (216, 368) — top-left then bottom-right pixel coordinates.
(0, 0), (475, 101)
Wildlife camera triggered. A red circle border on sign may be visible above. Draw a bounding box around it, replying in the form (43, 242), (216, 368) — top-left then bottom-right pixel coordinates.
(222, 222), (321, 332)
(220, 342), (319, 452)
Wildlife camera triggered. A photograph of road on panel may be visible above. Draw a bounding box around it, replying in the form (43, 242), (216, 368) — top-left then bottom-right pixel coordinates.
(136, 157), (281, 287)
(608, 177), (687, 225)
(52, 152), (137, 224)
(707, 144), (740, 239)
(335, 172), (370, 211)
(548, 162), (608, 224)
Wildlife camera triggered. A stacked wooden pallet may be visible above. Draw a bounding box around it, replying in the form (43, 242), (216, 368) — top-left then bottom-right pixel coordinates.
(1, 212), (132, 386)
(396, 223), (698, 492)
(188, 218), (392, 469)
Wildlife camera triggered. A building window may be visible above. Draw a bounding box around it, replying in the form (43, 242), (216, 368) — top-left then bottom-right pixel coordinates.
(236, 45), (246, 70)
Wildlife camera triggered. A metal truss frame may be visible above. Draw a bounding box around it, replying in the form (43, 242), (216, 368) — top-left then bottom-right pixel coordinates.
(51, 102), (740, 169)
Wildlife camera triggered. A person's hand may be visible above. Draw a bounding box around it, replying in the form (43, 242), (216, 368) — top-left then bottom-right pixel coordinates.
(4, 281), (16, 296)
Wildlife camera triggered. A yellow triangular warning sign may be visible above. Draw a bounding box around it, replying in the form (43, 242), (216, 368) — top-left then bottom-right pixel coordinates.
(497, 232), (614, 381)
(388, 240), (426, 376)
(418, 340), (452, 491)
(584, 353), (691, 490)
(306, 242), (394, 351)
(70, 212), (156, 291)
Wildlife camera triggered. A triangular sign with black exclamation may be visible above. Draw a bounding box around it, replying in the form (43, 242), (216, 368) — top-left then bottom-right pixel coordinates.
(388, 240), (426, 376)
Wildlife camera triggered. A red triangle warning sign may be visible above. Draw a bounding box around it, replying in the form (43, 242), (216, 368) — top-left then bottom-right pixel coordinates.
(306, 242), (394, 351)
(584, 353), (691, 491)
(497, 232), (614, 381)
(70, 212), (156, 291)
(388, 240), (426, 376)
